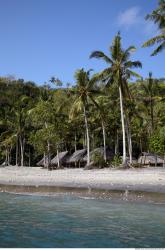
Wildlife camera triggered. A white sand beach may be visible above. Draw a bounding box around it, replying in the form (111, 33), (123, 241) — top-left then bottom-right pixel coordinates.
(0, 166), (165, 193)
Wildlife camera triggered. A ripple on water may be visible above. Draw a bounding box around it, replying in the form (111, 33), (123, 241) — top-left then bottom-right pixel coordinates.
(0, 192), (165, 248)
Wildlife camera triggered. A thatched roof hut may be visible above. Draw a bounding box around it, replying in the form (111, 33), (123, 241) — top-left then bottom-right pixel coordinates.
(66, 149), (87, 164)
(36, 155), (51, 167)
(51, 151), (69, 166)
(83, 147), (114, 162)
(0, 161), (7, 167)
(138, 152), (164, 166)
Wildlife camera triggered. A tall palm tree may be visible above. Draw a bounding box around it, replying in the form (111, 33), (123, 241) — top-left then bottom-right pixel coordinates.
(140, 73), (156, 133)
(90, 32), (142, 165)
(142, 0), (165, 56)
(70, 69), (100, 165)
(94, 95), (110, 161)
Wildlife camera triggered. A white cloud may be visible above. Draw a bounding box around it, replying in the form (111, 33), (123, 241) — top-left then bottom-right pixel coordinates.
(118, 7), (141, 27)
(117, 6), (157, 36)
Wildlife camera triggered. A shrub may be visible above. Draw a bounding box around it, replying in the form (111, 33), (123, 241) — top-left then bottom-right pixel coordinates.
(91, 151), (106, 168)
(111, 154), (122, 167)
(149, 127), (165, 156)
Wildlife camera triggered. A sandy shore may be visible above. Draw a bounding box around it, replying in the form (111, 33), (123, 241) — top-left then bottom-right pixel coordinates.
(0, 166), (165, 193)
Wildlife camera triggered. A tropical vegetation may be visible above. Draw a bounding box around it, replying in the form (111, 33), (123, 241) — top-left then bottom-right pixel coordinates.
(0, 0), (164, 168)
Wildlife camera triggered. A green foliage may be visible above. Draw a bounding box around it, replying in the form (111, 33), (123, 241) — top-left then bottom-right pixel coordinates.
(142, 0), (165, 55)
(149, 127), (165, 156)
(0, 31), (164, 167)
(111, 155), (122, 167)
(91, 151), (106, 168)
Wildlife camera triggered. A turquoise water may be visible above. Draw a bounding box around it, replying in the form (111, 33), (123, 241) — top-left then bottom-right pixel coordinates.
(0, 192), (165, 248)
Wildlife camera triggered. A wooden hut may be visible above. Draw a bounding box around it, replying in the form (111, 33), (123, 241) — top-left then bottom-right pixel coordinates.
(50, 151), (69, 168)
(66, 149), (87, 167)
(138, 152), (164, 166)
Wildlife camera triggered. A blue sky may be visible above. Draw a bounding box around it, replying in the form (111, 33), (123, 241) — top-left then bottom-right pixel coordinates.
(0, 0), (164, 85)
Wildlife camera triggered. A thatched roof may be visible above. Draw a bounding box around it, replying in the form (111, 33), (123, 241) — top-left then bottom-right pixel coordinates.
(36, 155), (51, 166)
(66, 149), (87, 164)
(138, 153), (164, 165)
(83, 147), (114, 161)
(1, 161), (6, 166)
(51, 151), (69, 165)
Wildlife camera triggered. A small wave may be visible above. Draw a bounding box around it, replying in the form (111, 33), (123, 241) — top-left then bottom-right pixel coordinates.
(77, 196), (97, 200)
(1, 190), (68, 198)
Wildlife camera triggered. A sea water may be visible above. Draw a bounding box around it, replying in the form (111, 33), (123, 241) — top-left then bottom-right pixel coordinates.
(0, 192), (165, 248)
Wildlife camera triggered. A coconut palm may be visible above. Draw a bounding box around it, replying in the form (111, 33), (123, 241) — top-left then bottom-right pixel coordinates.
(142, 0), (165, 56)
(69, 69), (100, 165)
(90, 32), (142, 165)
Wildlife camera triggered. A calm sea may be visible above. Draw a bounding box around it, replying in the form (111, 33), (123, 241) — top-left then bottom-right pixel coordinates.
(0, 192), (165, 248)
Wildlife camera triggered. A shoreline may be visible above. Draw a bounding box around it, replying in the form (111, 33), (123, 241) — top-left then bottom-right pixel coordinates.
(1, 184), (165, 204)
(0, 166), (165, 200)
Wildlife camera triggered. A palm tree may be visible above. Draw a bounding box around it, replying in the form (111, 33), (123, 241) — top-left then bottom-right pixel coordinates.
(70, 69), (100, 165)
(142, 0), (165, 56)
(90, 32), (142, 165)
(140, 73), (156, 133)
(94, 95), (110, 161)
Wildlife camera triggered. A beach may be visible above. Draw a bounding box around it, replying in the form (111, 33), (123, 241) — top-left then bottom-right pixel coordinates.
(0, 166), (165, 193)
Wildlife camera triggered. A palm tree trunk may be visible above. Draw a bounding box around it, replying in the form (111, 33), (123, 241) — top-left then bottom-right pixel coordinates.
(16, 138), (18, 166)
(44, 152), (46, 168)
(119, 86), (126, 165)
(74, 133), (77, 152)
(20, 136), (24, 166)
(84, 106), (90, 165)
(20, 139), (23, 166)
(47, 141), (51, 169)
(5, 148), (7, 165)
(115, 129), (119, 155)
(102, 120), (106, 161)
(125, 117), (132, 165)
(84, 133), (86, 147)
(45, 122), (51, 169)
(129, 133), (132, 164)
(57, 147), (60, 168)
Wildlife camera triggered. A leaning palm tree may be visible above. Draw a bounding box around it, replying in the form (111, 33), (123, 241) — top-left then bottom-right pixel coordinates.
(90, 32), (142, 165)
(69, 69), (100, 165)
(142, 0), (165, 56)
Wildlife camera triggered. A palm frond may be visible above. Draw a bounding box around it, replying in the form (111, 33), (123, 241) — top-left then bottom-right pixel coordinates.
(145, 0), (165, 30)
(69, 98), (83, 120)
(110, 32), (123, 61)
(142, 34), (165, 47)
(127, 70), (141, 79)
(90, 51), (113, 64)
(74, 68), (87, 88)
(151, 41), (165, 55)
(124, 60), (142, 69)
(122, 46), (136, 61)
(125, 46), (136, 53)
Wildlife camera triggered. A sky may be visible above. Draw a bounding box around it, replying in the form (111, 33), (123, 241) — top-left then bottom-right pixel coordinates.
(0, 0), (164, 86)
